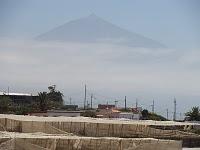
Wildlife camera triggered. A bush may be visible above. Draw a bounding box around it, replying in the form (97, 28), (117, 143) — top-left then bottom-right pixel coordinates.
(81, 110), (96, 118)
(141, 109), (167, 121)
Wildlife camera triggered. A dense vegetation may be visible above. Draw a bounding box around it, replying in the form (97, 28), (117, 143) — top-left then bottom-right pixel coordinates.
(0, 96), (11, 113)
(141, 109), (168, 121)
(0, 85), (64, 115)
(81, 110), (96, 117)
(185, 106), (200, 121)
(37, 85), (64, 111)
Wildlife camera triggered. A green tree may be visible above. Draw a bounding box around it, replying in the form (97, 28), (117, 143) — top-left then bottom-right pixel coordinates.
(81, 110), (96, 118)
(38, 92), (47, 111)
(141, 109), (149, 119)
(47, 85), (64, 108)
(185, 106), (200, 121)
(141, 109), (167, 121)
(0, 96), (11, 113)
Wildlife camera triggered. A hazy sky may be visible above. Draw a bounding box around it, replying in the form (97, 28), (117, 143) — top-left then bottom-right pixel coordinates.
(0, 0), (200, 49)
(0, 0), (200, 119)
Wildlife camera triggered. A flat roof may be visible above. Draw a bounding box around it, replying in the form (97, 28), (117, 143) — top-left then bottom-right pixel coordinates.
(0, 92), (35, 96)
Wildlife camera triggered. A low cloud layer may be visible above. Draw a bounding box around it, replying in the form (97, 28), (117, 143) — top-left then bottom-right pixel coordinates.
(0, 38), (200, 118)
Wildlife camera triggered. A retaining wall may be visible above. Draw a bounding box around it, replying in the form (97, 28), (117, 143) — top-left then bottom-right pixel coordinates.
(0, 135), (182, 150)
(0, 115), (199, 148)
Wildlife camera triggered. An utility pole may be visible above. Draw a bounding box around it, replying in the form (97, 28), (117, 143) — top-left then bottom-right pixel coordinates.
(106, 101), (109, 109)
(166, 109), (169, 120)
(114, 100), (118, 108)
(7, 86), (9, 95)
(69, 97), (72, 105)
(151, 100), (155, 113)
(136, 98), (138, 110)
(180, 113), (182, 120)
(125, 96), (127, 110)
(173, 97), (177, 121)
(87, 100), (89, 109)
(90, 94), (93, 109)
(84, 84), (86, 110)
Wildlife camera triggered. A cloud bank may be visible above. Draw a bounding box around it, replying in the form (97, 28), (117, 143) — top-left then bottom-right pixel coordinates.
(0, 38), (200, 117)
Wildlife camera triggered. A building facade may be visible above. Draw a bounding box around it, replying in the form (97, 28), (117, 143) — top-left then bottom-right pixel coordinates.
(0, 92), (38, 106)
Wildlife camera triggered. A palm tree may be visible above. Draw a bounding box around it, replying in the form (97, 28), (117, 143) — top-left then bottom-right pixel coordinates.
(47, 85), (64, 108)
(38, 92), (47, 111)
(185, 106), (200, 121)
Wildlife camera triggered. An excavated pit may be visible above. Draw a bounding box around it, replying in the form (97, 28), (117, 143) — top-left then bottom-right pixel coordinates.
(0, 114), (199, 149)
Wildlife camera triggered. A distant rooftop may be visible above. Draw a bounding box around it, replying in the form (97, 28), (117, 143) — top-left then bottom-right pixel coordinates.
(0, 92), (34, 96)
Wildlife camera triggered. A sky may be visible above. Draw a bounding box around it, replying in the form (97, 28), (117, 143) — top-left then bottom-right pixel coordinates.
(0, 0), (200, 119)
(0, 0), (200, 49)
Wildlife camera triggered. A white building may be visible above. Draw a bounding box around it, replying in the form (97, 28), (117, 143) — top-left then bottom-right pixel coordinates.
(119, 112), (140, 120)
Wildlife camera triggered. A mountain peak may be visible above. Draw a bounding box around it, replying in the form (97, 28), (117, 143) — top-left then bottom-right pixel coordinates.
(88, 13), (99, 18)
(36, 15), (166, 48)
(84, 13), (105, 22)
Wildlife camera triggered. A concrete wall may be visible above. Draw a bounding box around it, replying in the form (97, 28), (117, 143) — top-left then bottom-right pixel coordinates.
(0, 117), (199, 139)
(20, 120), (198, 139)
